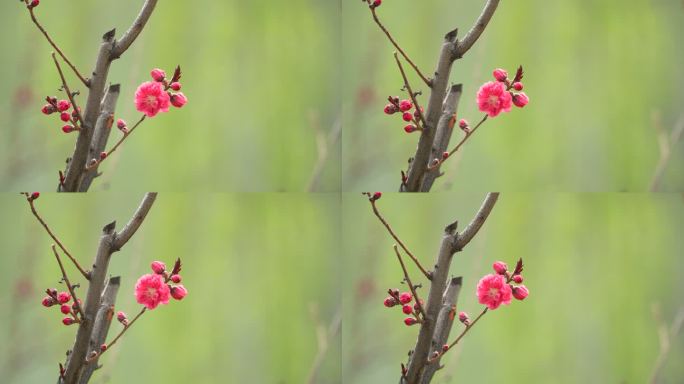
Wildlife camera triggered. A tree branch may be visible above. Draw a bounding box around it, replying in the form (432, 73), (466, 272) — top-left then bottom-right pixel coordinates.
(393, 245), (427, 320)
(111, 0), (158, 59)
(419, 84), (462, 192)
(453, 0), (501, 58)
(61, 193), (157, 383)
(25, 2), (89, 87)
(51, 245), (85, 320)
(51, 53), (84, 127)
(79, 85), (120, 191)
(24, 194), (89, 279)
(368, 197), (431, 280)
(400, 0), (501, 192)
(401, 192), (499, 384)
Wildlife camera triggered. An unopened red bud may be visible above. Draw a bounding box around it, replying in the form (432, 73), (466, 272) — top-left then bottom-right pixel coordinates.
(62, 125), (75, 133)
(116, 119), (127, 129)
(493, 261), (508, 275)
(171, 274), (182, 283)
(60, 112), (71, 122)
(99, 152), (107, 160)
(100, 344), (107, 352)
(170, 285), (188, 300)
(493, 68), (508, 82)
(372, 0), (381, 7)
(402, 304), (413, 315)
(512, 285), (529, 300)
(170, 82), (182, 91)
(383, 297), (397, 308)
(56, 100), (70, 112)
(29, 0), (39, 8)
(442, 344), (449, 352)
(404, 317), (418, 326)
(150, 261), (166, 274)
(47, 288), (57, 296)
(60, 304), (71, 314)
(399, 292), (412, 304)
(512, 275), (523, 283)
(442, 152), (449, 160)
(458, 119), (468, 129)
(62, 317), (75, 326)
(372, 192), (382, 201)
(383, 104), (397, 115)
(57, 292), (71, 304)
(512, 92), (529, 108)
(72, 299), (82, 309)
(117, 311), (127, 322)
(42, 296), (55, 307)
(404, 124), (417, 133)
(458, 311), (469, 324)
(513, 82), (523, 91)
(413, 299), (424, 311)
(399, 100), (412, 112)
(150, 68), (166, 82)
(413, 107), (424, 118)
(30, 192), (40, 200)
(390, 288), (399, 296)
(402, 112), (413, 122)
(41, 104), (54, 115)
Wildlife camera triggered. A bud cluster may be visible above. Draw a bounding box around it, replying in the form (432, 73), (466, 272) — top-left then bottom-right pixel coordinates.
(40, 96), (82, 134)
(41, 288), (81, 326)
(383, 288), (424, 327)
(383, 96), (424, 134)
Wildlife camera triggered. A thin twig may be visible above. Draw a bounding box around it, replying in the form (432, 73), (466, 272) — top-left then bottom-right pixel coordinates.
(393, 52), (427, 128)
(429, 307), (488, 362)
(306, 304), (342, 384)
(365, 0), (431, 87)
(25, 2), (89, 87)
(51, 52), (84, 127)
(368, 197), (431, 280)
(50, 245), (85, 320)
(649, 304), (684, 383)
(428, 114), (488, 171)
(23, 194), (89, 280)
(393, 245), (427, 320)
(97, 307), (146, 358)
(85, 115), (146, 171)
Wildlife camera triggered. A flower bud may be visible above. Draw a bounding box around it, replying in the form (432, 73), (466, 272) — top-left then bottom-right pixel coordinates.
(150, 261), (166, 274)
(404, 317), (417, 326)
(493, 68), (508, 82)
(170, 82), (182, 91)
(512, 92), (529, 108)
(62, 317), (75, 326)
(492, 261), (508, 275)
(56, 100), (71, 112)
(512, 285), (529, 300)
(57, 292), (71, 304)
(383, 104), (397, 115)
(513, 82), (523, 91)
(402, 112), (413, 122)
(512, 274), (523, 284)
(60, 304), (71, 314)
(402, 304), (413, 315)
(171, 274), (182, 283)
(170, 285), (188, 300)
(404, 124), (417, 133)
(150, 68), (166, 82)
(398, 100), (412, 112)
(383, 297), (397, 308)
(399, 292), (412, 304)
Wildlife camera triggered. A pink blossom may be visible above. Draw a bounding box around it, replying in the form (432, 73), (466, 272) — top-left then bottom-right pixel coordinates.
(477, 81), (512, 118)
(170, 92), (187, 108)
(477, 274), (512, 310)
(135, 273), (170, 310)
(512, 92), (529, 108)
(135, 81), (170, 117)
(170, 285), (188, 301)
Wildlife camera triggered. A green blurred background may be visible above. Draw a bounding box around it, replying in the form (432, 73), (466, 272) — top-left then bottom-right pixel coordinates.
(342, 0), (684, 192)
(343, 193), (684, 383)
(0, 193), (340, 383)
(0, 0), (340, 192)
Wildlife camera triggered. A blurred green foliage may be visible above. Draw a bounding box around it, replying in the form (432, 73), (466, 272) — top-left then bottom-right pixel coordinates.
(343, 193), (684, 383)
(0, 0), (340, 192)
(0, 193), (340, 383)
(342, 0), (684, 192)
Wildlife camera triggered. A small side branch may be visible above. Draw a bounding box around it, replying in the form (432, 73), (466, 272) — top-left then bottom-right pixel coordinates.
(394, 52), (427, 128)
(111, 0), (159, 59)
(50, 245), (85, 319)
(25, 2), (89, 87)
(51, 53), (84, 127)
(393, 245), (427, 320)
(84, 115), (146, 174)
(23, 193), (89, 280)
(427, 114), (488, 172)
(365, 0), (431, 87)
(453, 192), (499, 250)
(367, 196), (431, 280)
(453, 0), (501, 58)
(113, 192), (157, 250)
